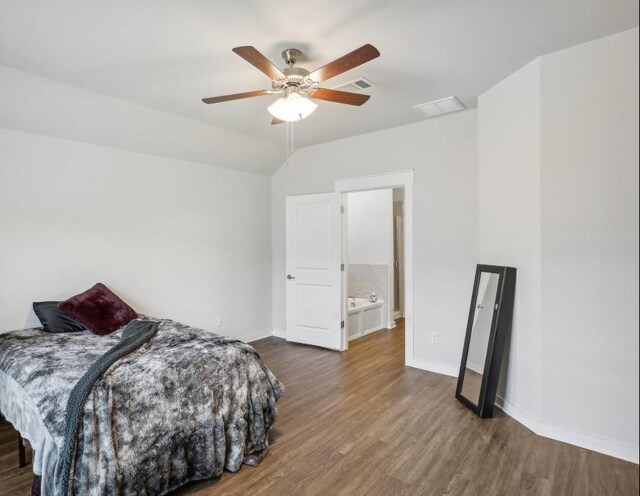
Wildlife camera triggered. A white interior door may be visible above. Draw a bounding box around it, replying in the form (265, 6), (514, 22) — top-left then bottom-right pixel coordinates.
(286, 193), (343, 350)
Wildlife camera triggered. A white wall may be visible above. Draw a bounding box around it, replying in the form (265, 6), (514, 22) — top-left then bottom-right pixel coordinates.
(347, 189), (393, 266)
(0, 127), (272, 342)
(478, 59), (543, 421)
(539, 28), (639, 460)
(478, 28), (639, 462)
(272, 110), (479, 372)
(0, 64), (284, 175)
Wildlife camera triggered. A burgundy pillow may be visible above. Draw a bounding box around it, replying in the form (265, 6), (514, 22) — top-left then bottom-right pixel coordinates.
(59, 283), (138, 336)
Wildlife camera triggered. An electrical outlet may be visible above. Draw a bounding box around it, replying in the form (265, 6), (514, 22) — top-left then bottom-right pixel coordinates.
(431, 332), (439, 344)
(215, 316), (223, 328)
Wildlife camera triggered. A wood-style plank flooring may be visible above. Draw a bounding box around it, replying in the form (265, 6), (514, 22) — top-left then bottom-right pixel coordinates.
(1, 322), (638, 495)
(0, 424), (33, 495)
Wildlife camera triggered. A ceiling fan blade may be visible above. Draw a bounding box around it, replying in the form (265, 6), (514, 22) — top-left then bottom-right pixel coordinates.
(309, 88), (371, 106)
(271, 117), (285, 125)
(308, 44), (380, 82)
(232, 46), (286, 80)
(202, 90), (270, 104)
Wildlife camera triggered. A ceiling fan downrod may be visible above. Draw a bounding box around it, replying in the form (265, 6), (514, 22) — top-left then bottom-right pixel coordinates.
(281, 48), (302, 67)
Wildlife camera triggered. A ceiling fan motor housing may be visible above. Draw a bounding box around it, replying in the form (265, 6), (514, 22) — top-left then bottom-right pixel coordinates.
(272, 65), (315, 95)
(283, 66), (310, 81)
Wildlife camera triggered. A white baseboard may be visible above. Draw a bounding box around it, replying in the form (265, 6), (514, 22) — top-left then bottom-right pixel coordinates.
(495, 395), (639, 464)
(364, 324), (384, 336)
(405, 357), (458, 377)
(494, 394), (541, 429)
(238, 330), (273, 343)
(272, 330), (286, 339)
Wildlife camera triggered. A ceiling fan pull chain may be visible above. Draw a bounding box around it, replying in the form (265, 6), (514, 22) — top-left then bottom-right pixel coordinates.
(285, 121), (293, 166)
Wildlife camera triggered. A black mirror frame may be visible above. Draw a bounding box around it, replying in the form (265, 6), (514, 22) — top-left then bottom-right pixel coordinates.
(455, 264), (517, 418)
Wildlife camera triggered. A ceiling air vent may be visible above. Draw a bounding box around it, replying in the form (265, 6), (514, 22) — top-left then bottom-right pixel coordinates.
(333, 77), (376, 93)
(413, 96), (465, 118)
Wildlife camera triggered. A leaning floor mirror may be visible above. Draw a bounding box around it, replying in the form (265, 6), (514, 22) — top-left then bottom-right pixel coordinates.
(456, 264), (516, 418)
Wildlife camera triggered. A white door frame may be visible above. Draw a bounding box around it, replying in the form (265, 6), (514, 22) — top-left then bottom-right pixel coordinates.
(335, 170), (415, 364)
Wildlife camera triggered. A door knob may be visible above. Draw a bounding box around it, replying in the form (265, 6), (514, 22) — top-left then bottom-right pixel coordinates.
(287, 274), (296, 280)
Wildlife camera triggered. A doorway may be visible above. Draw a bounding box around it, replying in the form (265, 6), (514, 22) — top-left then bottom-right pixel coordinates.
(284, 170), (414, 365)
(336, 170), (414, 365)
(344, 187), (404, 342)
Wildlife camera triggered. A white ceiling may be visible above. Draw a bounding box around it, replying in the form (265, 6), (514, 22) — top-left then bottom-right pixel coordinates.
(0, 0), (638, 152)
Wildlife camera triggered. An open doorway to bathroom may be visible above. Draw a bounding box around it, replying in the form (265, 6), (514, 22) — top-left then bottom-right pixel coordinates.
(335, 170), (414, 364)
(344, 187), (405, 343)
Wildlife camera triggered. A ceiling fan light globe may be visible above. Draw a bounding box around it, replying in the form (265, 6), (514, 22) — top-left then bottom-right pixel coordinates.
(268, 93), (317, 122)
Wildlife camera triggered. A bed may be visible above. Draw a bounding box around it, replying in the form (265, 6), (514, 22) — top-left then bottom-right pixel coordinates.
(0, 316), (283, 495)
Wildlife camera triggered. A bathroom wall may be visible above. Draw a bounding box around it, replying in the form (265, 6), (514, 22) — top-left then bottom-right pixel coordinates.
(347, 189), (394, 327)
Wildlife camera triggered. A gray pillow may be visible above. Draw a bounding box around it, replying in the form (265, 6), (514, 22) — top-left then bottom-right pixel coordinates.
(33, 301), (87, 333)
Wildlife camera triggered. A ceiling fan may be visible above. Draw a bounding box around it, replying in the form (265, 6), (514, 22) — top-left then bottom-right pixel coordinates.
(202, 44), (380, 124)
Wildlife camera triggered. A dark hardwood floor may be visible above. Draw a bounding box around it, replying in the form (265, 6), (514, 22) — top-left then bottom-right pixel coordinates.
(0, 423), (33, 495)
(1, 322), (638, 495)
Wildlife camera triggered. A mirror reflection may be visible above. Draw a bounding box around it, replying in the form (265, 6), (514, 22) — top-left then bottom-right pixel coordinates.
(460, 272), (500, 405)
